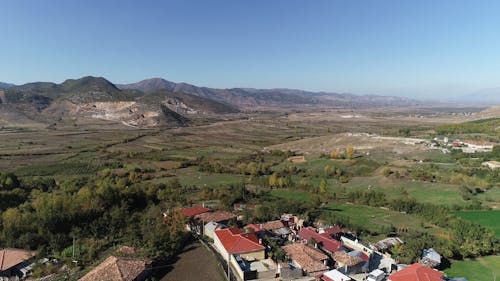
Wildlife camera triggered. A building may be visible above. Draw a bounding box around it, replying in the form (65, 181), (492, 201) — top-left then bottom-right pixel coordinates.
(204, 221), (226, 240)
(462, 140), (498, 153)
(366, 269), (385, 281)
(482, 161), (500, 169)
(213, 228), (265, 261)
(282, 243), (329, 277)
(320, 269), (351, 281)
(387, 263), (444, 281)
(180, 205), (211, 218)
(298, 227), (342, 255)
(78, 256), (151, 281)
(420, 248), (441, 268)
(0, 248), (36, 279)
(195, 211), (236, 225)
(332, 250), (369, 274)
(371, 237), (404, 252)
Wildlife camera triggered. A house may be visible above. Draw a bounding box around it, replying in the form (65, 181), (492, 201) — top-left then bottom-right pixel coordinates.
(79, 256), (151, 281)
(298, 227), (342, 255)
(204, 221), (226, 239)
(282, 243), (329, 277)
(180, 205), (211, 218)
(213, 228), (265, 261)
(332, 250), (369, 274)
(482, 161), (500, 169)
(366, 269), (385, 281)
(245, 224), (265, 239)
(320, 269), (351, 281)
(195, 211), (236, 225)
(259, 220), (291, 238)
(387, 263), (444, 281)
(371, 237), (403, 252)
(420, 248), (441, 268)
(340, 236), (373, 258)
(0, 248), (36, 279)
(462, 140), (498, 153)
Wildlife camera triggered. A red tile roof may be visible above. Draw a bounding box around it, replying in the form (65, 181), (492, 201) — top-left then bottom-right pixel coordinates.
(388, 263), (444, 281)
(322, 226), (344, 236)
(181, 206), (211, 217)
(298, 227), (342, 253)
(245, 224), (262, 232)
(215, 228), (265, 254)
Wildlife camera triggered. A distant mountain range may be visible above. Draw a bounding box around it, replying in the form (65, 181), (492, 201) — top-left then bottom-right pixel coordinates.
(0, 82), (14, 89)
(118, 78), (422, 108)
(454, 88), (500, 105)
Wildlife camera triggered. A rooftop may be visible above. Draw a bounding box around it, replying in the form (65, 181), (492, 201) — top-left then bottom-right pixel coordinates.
(388, 263), (444, 281)
(0, 248), (36, 271)
(215, 228), (265, 254)
(283, 243), (329, 274)
(195, 211), (236, 223)
(78, 256), (150, 281)
(298, 227), (342, 253)
(181, 205), (211, 217)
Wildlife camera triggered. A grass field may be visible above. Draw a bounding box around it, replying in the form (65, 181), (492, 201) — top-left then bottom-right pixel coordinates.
(445, 256), (500, 281)
(455, 210), (500, 238)
(270, 189), (311, 202)
(321, 203), (443, 241)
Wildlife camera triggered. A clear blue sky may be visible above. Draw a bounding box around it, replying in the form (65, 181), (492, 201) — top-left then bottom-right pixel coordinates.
(1, 0), (500, 98)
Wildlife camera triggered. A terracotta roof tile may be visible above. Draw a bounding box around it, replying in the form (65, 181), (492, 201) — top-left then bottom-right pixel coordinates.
(260, 220), (285, 231)
(298, 227), (342, 253)
(283, 243), (329, 274)
(215, 228), (265, 254)
(195, 211), (236, 223)
(388, 263), (444, 281)
(332, 250), (363, 266)
(79, 256), (150, 281)
(0, 248), (36, 271)
(181, 206), (211, 217)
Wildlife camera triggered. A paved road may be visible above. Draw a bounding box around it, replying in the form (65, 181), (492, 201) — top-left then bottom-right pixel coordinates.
(160, 240), (226, 281)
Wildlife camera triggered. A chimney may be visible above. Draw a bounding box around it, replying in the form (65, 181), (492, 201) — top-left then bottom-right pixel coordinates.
(259, 239), (262, 245)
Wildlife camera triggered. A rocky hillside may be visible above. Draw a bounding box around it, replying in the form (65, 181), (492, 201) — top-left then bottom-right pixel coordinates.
(118, 78), (422, 108)
(0, 76), (237, 128)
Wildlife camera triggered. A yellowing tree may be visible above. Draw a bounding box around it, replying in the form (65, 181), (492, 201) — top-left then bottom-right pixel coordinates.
(319, 179), (328, 193)
(330, 150), (340, 159)
(269, 173), (277, 187)
(346, 146), (354, 159)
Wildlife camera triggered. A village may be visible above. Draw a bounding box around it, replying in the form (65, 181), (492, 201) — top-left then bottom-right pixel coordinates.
(0, 202), (471, 281)
(175, 204), (467, 281)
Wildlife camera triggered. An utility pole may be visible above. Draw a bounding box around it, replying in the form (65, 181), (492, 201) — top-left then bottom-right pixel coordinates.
(227, 254), (231, 280)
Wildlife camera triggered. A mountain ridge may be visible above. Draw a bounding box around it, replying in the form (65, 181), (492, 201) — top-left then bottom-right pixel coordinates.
(118, 78), (422, 108)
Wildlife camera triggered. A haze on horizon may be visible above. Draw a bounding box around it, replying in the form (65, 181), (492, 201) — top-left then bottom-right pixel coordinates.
(1, 0), (500, 100)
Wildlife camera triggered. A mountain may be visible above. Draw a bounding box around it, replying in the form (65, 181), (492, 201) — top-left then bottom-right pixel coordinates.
(0, 76), (237, 128)
(0, 82), (14, 89)
(118, 78), (421, 108)
(456, 88), (500, 105)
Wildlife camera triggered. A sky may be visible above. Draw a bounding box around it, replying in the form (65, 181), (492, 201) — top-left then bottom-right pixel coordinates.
(1, 0), (500, 99)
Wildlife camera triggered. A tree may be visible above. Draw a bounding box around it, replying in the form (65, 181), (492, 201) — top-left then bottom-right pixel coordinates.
(269, 173), (277, 187)
(319, 179), (328, 193)
(346, 146), (354, 159)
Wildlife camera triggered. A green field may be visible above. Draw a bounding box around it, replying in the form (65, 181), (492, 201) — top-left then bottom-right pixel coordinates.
(445, 256), (500, 281)
(322, 203), (443, 241)
(270, 189), (311, 202)
(456, 210), (500, 238)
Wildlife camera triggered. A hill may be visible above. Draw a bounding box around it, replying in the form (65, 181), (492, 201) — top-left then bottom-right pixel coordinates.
(456, 88), (500, 105)
(118, 78), (422, 109)
(0, 76), (241, 128)
(0, 82), (14, 89)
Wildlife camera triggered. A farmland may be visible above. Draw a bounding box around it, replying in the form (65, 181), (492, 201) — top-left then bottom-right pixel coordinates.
(456, 210), (500, 238)
(444, 256), (500, 281)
